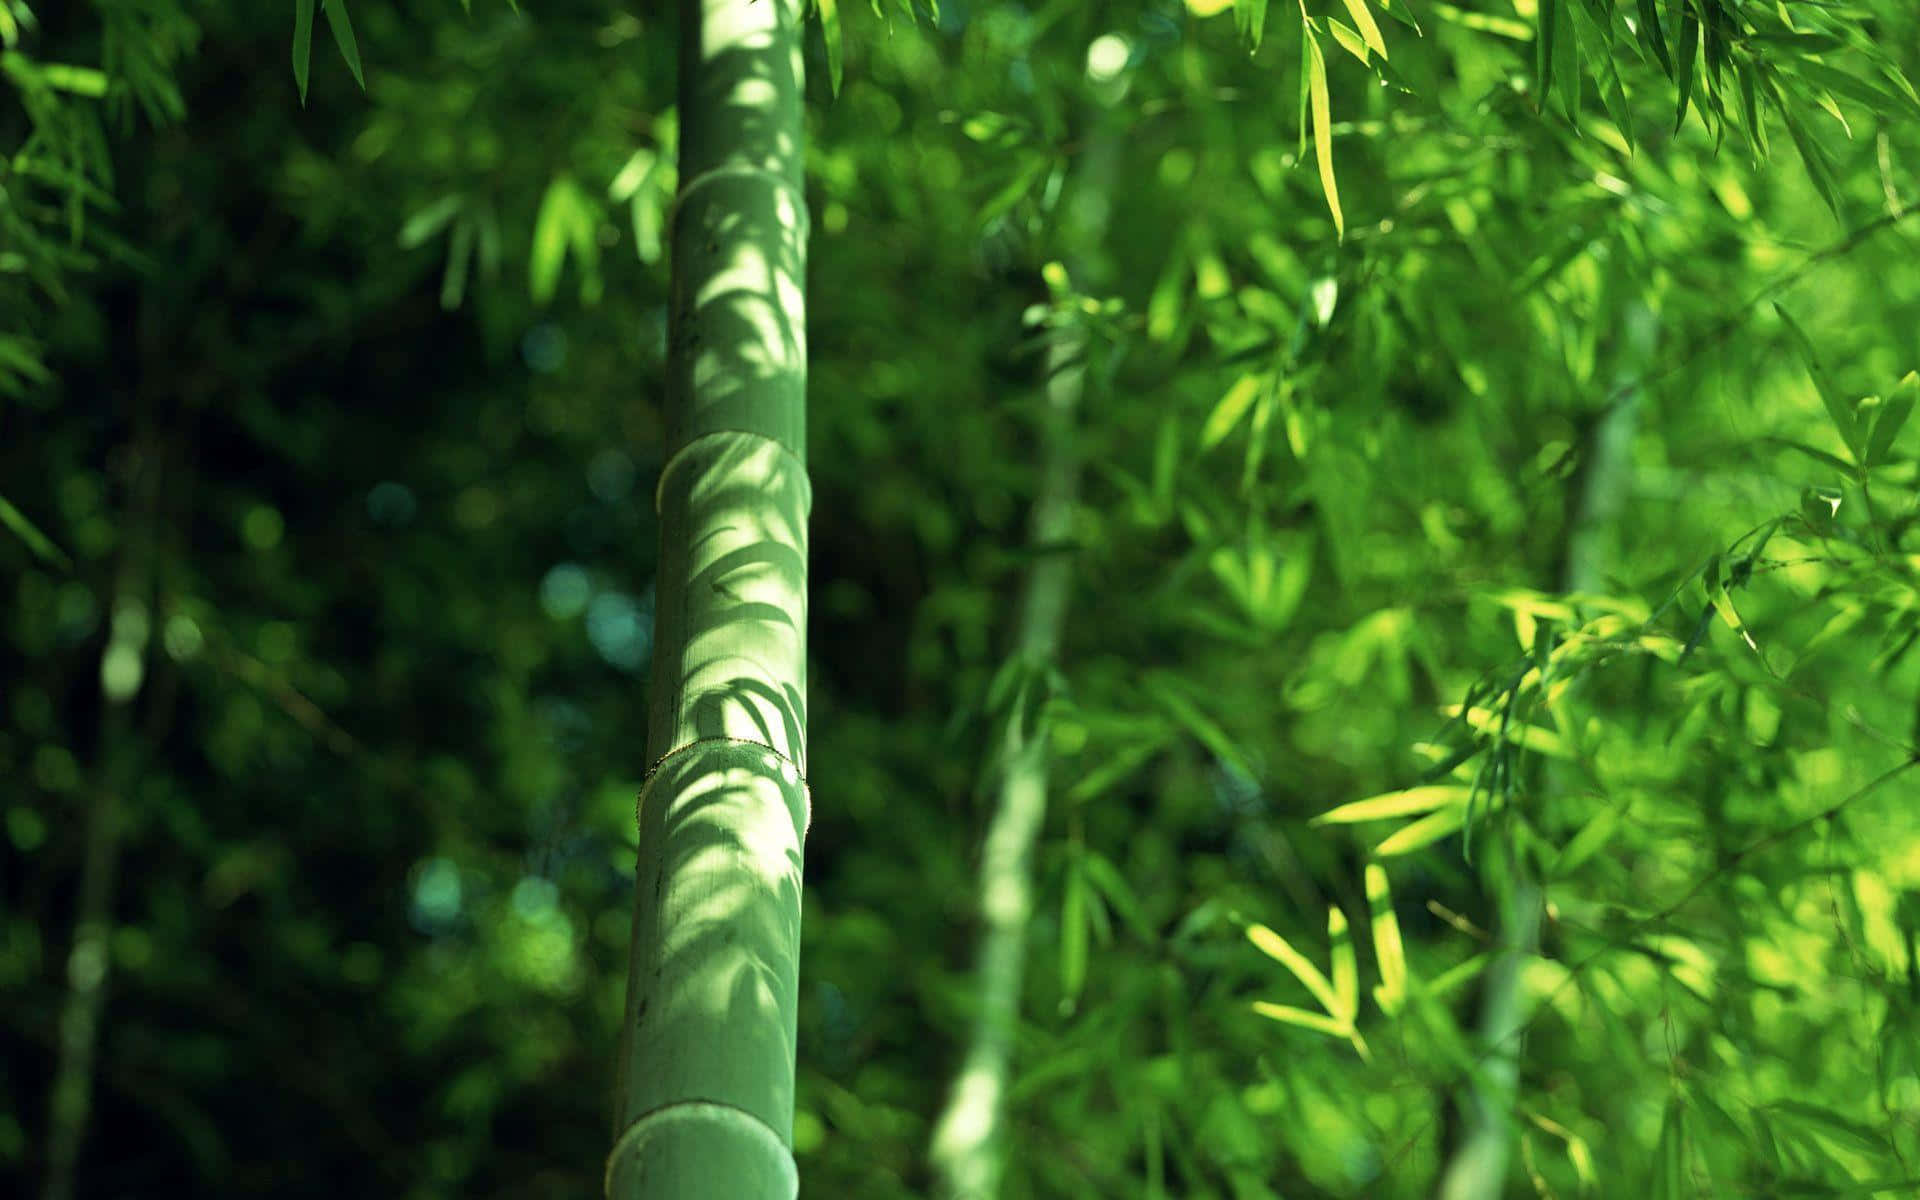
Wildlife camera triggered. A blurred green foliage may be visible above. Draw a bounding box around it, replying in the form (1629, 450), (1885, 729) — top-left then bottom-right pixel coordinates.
(5, 0), (1920, 1196)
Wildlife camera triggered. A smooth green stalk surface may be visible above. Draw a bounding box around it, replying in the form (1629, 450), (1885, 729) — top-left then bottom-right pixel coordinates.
(608, 2), (810, 1197)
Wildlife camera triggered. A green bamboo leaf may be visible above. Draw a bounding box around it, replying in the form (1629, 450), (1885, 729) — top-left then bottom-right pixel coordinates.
(1553, 804), (1622, 876)
(1202, 374), (1264, 448)
(1079, 850), (1156, 942)
(1428, 952), (1489, 997)
(530, 176), (579, 306)
(1245, 0), (1268, 50)
(1773, 304), (1859, 457)
(1672, 2), (1698, 131)
(1787, 58), (1920, 123)
(292, 0), (314, 103)
(1328, 906), (1358, 1023)
(1326, 18), (1373, 67)
(1146, 674), (1252, 779)
(40, 63), (108, 97)
(1060, 859), (1088, 1006)
(1738, 60), (1767, 161)
(1635, 0), (1670, 75)
(1709, 584), (1757, 652)
(1247, 922), (1341, 1016)
(1375, 805), (1466, 857)
(976, 154), (1049, 228)
(1767, 1100), (1893, 1158)
(1866, 372), (1919, 467)
(1064, 733), (1169, 803)
(1337, 0), (1388, 59)
(1313, 785), (1470, 825)
(1537, 0), (1558, 111)
(1652, 1093), (1687, 1200)
(1365, 864), (1407, 1015)
(440, 218), (473, 309)
(0, 495), (72, 568)
(1774, 90), (1847, 221)
(1760, 436), (1854, 475)
(1552, 0), (1580, 122)
(818, 0), (843, 96)
(398, 195), (464, 248)
(322, 0), (366, 93)
(1249, 1001), (1347, 1037)
(1372, 0), (1421, 33)
(1304, 30), (1343, 240)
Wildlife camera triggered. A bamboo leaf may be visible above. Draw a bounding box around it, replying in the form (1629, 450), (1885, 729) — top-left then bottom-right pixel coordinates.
(1247, 923), (1341, 1016)
(1760, 436), (1854, 476)
(1245, 0), (1269, 49)
(1313, 785), (1469, 825)
(1773, 303), (1859, 458)
(818, 0), (843, 96)
(1787, 58), (1920, 123)
(1375, 805), (1466, 856)
(1866, 372), (1918, 467)
(1326, 18), (1372, 67)
(1146, 674), (1252, 779)
(1365, 864), (1407, 1015)
(1202, 374), (1264, 448)
(1537, 0), (1558, 111)
(1553, 804), (1622, 876)
(398, 195), (464, 248)
(530, 176), (579, 306)
(1672, 2), (1698, 131)
(1428, 952), (1489, 996)
(322, 0), (366, 93)
(1636, 0), (1670, 76)
(1305, 30), (1343, 240)
(1652, 1093), (1687, 1200)
(1328, 906), (1358, 1023)
(1773, 89), (1847, 221)
(1079, 850), (1157, 942)
(1338, 0), (1388, 59)
(1250, 1001), (1347, 1037)
(292, 0), (314, 103)
(0, 495), (72, 568)
(1767, 1100), (1894, 1159)
(1552, 0), (1581, 122)
(1060, 860), (1088, 1006)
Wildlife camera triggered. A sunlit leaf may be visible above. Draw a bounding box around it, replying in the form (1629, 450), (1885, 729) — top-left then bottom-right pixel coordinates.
(1202, 374), (1264, 448)
(1554, 804), (1622, 876)
(530, 175), (580, 306)
(1304, 30), (1343, 240)
(1250, 1001), (1346, 1036)
(1313, 785), (1469, 825)
(1375, 805), (1466, 856)
(1365, 864), (1407, 1015)
(1247, 922), (1340, 1016)
(1328, 906), (1358, 1022)
(1338, 0), (1388, 59)
(817, 0), (843, 96)
(1326, 18), (1372, 67)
